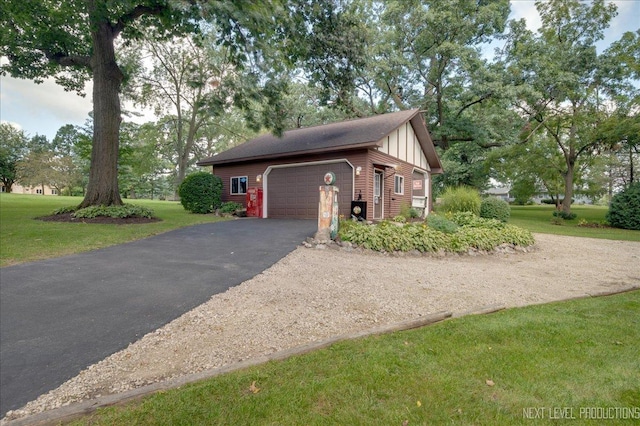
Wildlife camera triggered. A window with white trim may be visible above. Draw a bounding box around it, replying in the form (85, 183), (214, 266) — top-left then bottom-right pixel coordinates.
(230, 176), (248, 195)
(36, 188), (43, 194)
(394, 175), (404, 195)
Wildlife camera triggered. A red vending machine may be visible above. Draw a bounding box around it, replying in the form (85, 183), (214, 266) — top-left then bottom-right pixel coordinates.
(246, 187), (263, 217)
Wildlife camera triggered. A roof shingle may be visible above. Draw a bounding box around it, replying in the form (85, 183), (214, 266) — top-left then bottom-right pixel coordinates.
(197, 109), (442, 173)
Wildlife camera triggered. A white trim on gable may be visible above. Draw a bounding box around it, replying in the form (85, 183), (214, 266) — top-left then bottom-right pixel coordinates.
(377, 121), (430, 170)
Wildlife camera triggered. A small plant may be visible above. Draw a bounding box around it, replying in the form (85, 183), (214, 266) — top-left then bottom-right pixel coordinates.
(606, 182), (640, 230)
(219, 202), (244, 215)
(577, 219), (610, 228)
(550, 216), (565, 226)
(425, 214), (459, 234)
(440, 186), (481, 215)
(480, 197), (510, 222)
(73, 204), (155, 219)
(449, 212), (505, 229)
(399, 203), (421, 219)
(52, 205), (77, 215)
(178, 172), (223, 214)
(392, 215), (407, 223)
(552, 210), (577, 220)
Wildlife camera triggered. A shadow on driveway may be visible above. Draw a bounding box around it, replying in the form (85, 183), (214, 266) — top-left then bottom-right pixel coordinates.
(0, 218), (315, 417)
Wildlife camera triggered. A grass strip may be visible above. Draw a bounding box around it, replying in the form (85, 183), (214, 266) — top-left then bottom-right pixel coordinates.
(0, 194), (229, 267)
(67, 290), (640, 425)
(509, 205), (640, 241)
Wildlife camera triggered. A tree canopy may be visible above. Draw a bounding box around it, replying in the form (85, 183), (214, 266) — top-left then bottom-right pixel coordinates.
(2, 0), (638, 207)
(0, 0), (300, 206)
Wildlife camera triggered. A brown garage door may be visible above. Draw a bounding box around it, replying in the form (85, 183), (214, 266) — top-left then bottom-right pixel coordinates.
(267, 162), (353, 219)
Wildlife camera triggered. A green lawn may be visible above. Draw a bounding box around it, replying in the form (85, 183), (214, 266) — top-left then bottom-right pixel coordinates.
(0, 194), (229, 267)
(70, 290), (640, 426)
(509, 205), (640, 241)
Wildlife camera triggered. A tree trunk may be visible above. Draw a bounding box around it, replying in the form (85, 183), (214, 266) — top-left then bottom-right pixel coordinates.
(630, 144), (635, 184)
(79, 13), (123, 208)
(562, 161), (575, 214)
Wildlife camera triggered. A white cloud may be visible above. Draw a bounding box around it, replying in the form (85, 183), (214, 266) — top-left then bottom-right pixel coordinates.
(509, 0), (541, 31)
(0, 74), (93, 138)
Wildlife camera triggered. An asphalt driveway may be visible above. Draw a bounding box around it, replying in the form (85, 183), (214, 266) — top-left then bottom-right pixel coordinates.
(0, 218), (315, 417)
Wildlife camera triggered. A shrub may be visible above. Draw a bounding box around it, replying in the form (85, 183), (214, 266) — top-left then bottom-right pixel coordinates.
(219, 201), (244, 215)
(392, 215), (407, 223)
(399, 203), (421, 219)
(338, 216), (534, 254)
(440, 186), (481, 215)
(541, 198), (573, 205)
(552, 210), (577, 220)
(178, 172), (222, 214)
(73, 204), (154, 219)
(449, 212), (505, 229)
(480, 197), (511, 222)
(425, 214), (459, 234)
(53, 205), (78, 215)
(606, 182), (640, 230)
(550, 216), (564, 226)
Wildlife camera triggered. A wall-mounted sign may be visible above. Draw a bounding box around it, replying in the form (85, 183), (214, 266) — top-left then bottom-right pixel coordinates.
(412, 179), (423, 190)
(324, 171), (336, 185)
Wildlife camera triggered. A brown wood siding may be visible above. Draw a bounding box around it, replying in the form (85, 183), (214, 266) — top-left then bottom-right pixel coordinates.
(210, 150), (368, 217)
(364, 149), (427, 220)
(208, 148), (426, 220)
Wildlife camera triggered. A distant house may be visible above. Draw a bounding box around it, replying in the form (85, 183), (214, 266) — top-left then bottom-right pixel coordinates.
(484, 186), (512, 202)
(197, 109), (443, 220)
(1, 183), (58, 195)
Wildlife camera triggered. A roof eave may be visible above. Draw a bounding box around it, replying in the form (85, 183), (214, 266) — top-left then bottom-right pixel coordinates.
(197, 141), (379, 167)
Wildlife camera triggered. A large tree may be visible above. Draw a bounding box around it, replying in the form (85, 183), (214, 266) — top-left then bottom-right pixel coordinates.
(124, 31), (253, 191)
(0, 1), (291, 207)
(376, 0), (512, 150)
(500, 0), (639, 214)
(0, 123), (29, 192)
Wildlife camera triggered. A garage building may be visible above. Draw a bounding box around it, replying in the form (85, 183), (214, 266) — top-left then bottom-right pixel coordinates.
(196, 109), (443, 220)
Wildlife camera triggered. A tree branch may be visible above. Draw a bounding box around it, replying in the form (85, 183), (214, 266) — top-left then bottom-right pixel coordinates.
(455, 92), (493, 118)
(113, 4), (168, 36)
(46, 52), (92, 69)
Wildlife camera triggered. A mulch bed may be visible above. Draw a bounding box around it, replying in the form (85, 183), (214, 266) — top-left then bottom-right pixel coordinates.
(37, 212), (161, 225)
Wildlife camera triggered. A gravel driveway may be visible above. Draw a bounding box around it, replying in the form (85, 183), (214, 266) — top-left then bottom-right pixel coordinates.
(4, 233), (640, 422)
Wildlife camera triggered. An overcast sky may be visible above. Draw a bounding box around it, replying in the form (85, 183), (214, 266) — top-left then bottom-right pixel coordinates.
(1, 0), (638, 141)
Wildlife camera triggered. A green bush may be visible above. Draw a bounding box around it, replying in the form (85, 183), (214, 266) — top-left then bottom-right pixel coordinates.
(52, 205), (78, 215)
(541, 198), (573, 205)
(178, 172), (222, 214)
(480, 197), (510, 222)
(73, 204), (154, 219)
(339, 221), (450, 253)
(552, 210), (577, 220)
(425, 214), (459, 234)
(399, 203), (421, 219)
(440, 186), (481, 215)
(338, 217), (534, 254)
(606, 182), (640, 230)
(220, 201), (244, 214)
(392, 215), (407, 223)
(449, 212), (505, 229)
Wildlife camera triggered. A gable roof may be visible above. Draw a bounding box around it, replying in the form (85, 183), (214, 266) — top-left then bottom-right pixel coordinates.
(197, 109), (443, 173)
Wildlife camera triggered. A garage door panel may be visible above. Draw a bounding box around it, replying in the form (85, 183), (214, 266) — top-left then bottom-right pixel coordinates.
(267, 162), (353, 219)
